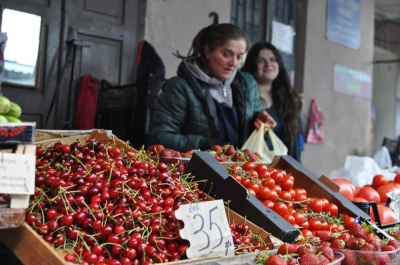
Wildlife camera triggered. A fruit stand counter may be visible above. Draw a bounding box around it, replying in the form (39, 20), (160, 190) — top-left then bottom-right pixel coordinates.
(0, 129), (282, 265)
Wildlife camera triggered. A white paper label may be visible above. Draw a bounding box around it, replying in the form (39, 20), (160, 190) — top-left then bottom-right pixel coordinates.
(0, 152), (35, 194)
(174, 200), (235, 259)
(388, 189), (400, 222)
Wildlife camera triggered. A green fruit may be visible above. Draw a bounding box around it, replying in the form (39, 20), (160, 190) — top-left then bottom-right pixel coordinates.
(0, 114), (8, 123)
(7, 102), (22, 118)
(0, 96), (11, 115)
(4, 115), (21, 123)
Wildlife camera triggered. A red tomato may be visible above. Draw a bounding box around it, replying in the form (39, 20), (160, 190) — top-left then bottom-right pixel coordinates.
(300, 229), (313, 238)
(292, 211), (305, 226)
(309, 198), (325, 212)
(281, 175), (294, 191)
(352, 197), (368, 202)
(242, 161), (256, 171)
(344, 216), (355, 229)
(325, 203), (339, 216)
(372, 174), (388, 189)
(257, 186), (271, 200)
(356, 186), (381, 204)
(308, 218), (322, 231)
(272, 201), (288, 216)
(371, 204), (398, 224)
(331, 178), (356, 193)
(332, 180), (354, 200)
(376, 183), (400, 204)
(395, 173), (400, 184)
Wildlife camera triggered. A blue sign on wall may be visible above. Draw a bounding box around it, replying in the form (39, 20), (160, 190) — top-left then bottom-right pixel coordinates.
(326, 0), (360, 50)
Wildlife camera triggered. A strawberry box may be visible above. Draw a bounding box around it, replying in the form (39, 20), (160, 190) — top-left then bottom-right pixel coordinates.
(185, 152), (371, 243)
(336, 247), (400, 265)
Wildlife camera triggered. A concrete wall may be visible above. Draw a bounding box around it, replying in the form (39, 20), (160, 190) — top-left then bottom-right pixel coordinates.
(144, 0), (231, 78)
(144, 0), (377, 177)
(300, 0), (375, 177)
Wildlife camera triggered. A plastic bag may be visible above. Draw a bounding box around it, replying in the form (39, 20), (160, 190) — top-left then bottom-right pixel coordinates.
(328, 155), (396, 187)
(268, 127), (288, 156)
(373, 146), (392, 169)
(241, 124), (288, 162)
(306, 99), (324, 143)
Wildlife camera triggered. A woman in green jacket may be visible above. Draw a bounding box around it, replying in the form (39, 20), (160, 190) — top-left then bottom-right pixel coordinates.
(148, 23), (276, 152)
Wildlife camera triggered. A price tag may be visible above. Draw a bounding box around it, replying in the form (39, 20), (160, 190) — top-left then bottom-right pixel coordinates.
(0, 152), (35, 195)
(387, 189), (400, 222)
(174, 199), (234, 259)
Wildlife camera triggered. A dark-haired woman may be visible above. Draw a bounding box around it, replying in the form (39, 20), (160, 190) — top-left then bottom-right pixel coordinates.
(148, 23), (276, 152)
(242, 42), (303, 162)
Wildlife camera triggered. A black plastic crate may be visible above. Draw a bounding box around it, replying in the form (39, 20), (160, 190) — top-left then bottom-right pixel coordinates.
(95, 83), (137, 144)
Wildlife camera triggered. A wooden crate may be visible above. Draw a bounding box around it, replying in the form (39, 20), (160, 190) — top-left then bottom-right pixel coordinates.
(0, 130), (282, 264)
(0, 207), (281, 265)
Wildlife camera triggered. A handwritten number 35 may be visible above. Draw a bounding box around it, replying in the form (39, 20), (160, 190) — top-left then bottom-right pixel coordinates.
(193, 206), (223, 251)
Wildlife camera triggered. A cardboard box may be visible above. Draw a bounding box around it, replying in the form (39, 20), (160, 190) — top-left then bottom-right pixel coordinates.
(186, 152), (371, 243)
(0, 122), (35, 144)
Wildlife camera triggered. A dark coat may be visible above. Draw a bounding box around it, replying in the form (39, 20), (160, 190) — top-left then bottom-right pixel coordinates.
(148, 61), (263, 152)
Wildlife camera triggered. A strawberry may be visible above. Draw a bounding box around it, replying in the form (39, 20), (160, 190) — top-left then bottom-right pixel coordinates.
(381, 244), (396, 251)
(330, 238), (345, 249)
(348, 223), (367, 239)
(359, 243), (375, 261)
(317, 254), (330, 265)
(277, 243), (298, 255)
(317, 244), (334, 262)
(365, 232), (381, 250)
(286, 258), (300, 265)
(223, 144), (236, 156)
(232, 152), (245, 162)
(374, 253), (391, 265)
(343, 251), (357, 265)
(337, 232), (351, 242)
(387, 238), (400, 249)
(350, 238), (366, 250)
(299, 253), (319, 265)
(212, 145), (223, 152)
(243, 148), (260, 162)
(297, 245), (314, 256)
(265, 254), (288, 265)
(314, 230), (332, 242)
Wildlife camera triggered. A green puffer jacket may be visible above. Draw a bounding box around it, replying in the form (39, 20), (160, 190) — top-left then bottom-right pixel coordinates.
(148, 62), (263, 152)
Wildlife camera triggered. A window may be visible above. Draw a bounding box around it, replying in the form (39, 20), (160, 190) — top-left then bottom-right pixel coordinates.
(1, 8), (42, 87)
(231, 0), (298, 87)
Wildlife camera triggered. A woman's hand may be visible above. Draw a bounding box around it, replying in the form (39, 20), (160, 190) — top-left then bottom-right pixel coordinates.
(254, 111), (276, 130)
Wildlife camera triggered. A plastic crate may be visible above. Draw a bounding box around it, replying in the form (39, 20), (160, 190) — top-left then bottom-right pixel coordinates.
(337, 247), (400, 265)
(95, 83), (137, 144)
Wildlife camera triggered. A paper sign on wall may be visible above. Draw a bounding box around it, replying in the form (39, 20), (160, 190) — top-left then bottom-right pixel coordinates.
(174, 199), (234, 259)
(0, 152), (35, 194)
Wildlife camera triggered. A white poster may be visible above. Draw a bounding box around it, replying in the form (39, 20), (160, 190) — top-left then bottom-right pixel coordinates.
(271, 20), (294, 55)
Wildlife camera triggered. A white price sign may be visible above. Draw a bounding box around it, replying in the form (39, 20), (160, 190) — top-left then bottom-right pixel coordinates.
(174, 199), (234, 259)
(0, 152), (35, 194)
(388, 189), (400, 222)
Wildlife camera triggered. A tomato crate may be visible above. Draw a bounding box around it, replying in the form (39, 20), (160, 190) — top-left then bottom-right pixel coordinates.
(185, 152), (371, 243)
